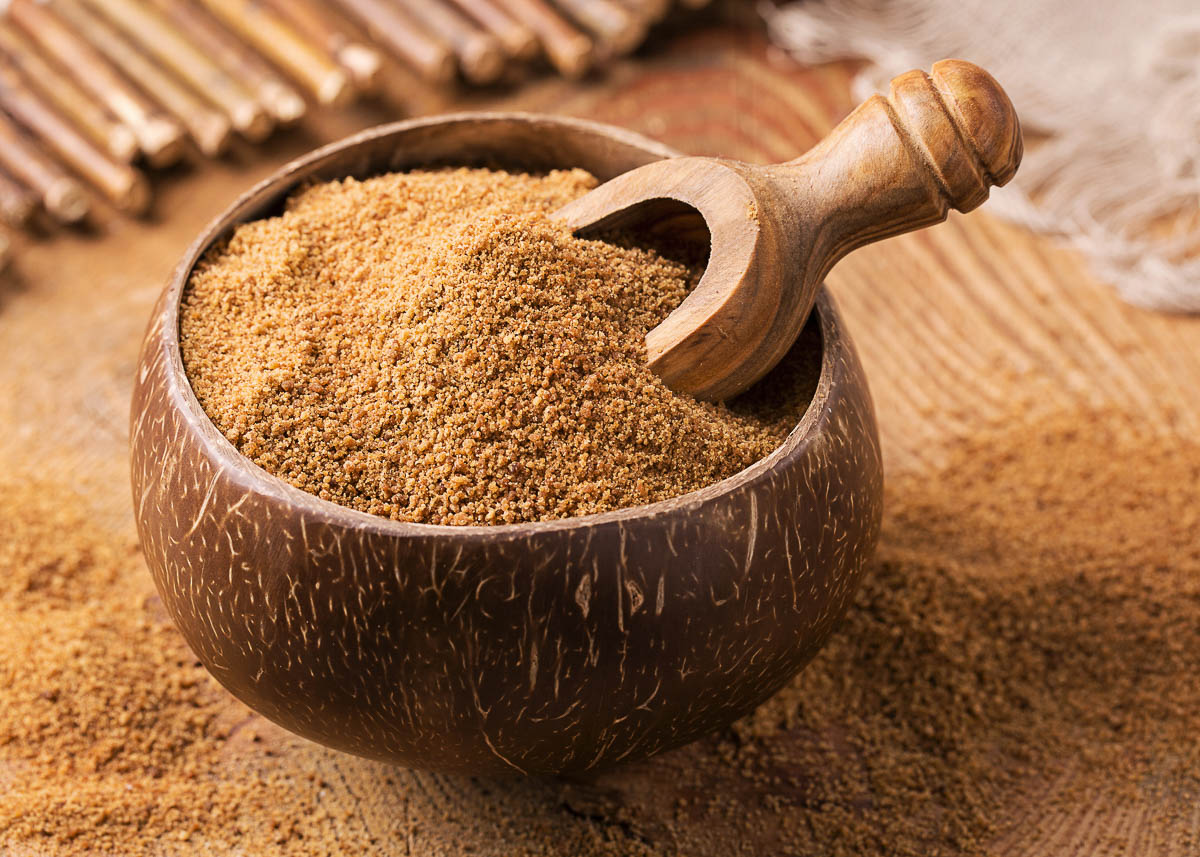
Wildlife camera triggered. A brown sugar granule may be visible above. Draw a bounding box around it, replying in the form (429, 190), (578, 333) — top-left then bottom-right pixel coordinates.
(0, 474), (323, 856)
(0, 471), (653, 857)
(2, 418), (1198, 855)
(540, 408), (1200, 857)
(180, 167), (797, 526)
(0, 476), (657, 857)
(691, 407), (1200, 856)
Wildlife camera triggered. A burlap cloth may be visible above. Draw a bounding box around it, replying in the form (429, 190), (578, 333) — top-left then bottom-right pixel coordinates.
(764, 0), (1200, 312)
(1, 22), (1198, 856)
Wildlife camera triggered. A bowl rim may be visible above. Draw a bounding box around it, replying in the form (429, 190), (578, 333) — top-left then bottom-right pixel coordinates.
(155, 112), (837, 541)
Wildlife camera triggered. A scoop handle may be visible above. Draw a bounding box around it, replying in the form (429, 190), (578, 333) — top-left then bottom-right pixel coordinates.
(775, 59), (1022, 277)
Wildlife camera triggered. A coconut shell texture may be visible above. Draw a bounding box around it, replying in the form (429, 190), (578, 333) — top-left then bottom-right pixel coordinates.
(130, 115), (883, 775)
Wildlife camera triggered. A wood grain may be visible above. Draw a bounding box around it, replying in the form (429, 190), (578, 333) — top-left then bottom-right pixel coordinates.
(0, 54), (149, 214)
(146, 0), (309, 125)
(557, 59), (1021, 401)
(81, 0), (273, 141)
(0, 23), (139, 163)
(7, 0), (186, 166)
(0, 23), (1196, 856)
(0, 110), (90, 224)
(197, 0), (353, 105)
(54, 0), (234, 159)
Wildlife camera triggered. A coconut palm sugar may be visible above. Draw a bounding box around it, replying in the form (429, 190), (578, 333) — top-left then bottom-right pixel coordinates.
(700, 408), (1200, 856)
(5, 408), (1197, 857)
(180, 167), (802, 526)
(0, 475), (321, 855)
(0, 473), (650, 857)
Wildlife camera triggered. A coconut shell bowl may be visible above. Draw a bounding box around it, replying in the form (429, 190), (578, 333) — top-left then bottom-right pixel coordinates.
(130, 113), (884, 776)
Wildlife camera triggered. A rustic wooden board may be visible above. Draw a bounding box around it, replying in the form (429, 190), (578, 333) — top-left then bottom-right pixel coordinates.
(1, 21), (1196, 857)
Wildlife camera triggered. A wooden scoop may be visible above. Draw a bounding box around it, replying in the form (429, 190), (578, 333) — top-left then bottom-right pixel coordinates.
(554, 59), (1023, 401)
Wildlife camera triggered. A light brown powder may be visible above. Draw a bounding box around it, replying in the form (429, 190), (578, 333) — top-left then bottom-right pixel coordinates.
(1, 416), (1197, 856)
(179, 167), (804, 526)
(707, 408), (1200, 855)
(0, 475), (314, 855)
(6, 180), (1197, 857)
(0, 470), (660, 855)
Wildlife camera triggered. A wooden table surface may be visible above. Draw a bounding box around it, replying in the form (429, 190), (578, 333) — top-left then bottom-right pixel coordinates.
(1, 18), (1196, 857)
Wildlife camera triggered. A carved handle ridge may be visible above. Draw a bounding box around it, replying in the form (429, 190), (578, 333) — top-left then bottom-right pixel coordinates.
(774, 58), (1023, 276)
(885, 59), (1023, 214)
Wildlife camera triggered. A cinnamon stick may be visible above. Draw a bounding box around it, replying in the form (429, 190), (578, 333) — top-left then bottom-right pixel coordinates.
(145, 0), (306, 125)
(0, 24), (137, 164)
(6, 0), (184, 167)
(81, 0), (273, 142)
(328, 0), (455, 84)
(260, 0), (383, 91)
(552, 0), (645, 56)
(195, 0), (352, 105)
(0, 55), (149, 214)
(492, 0), (591, 77)
(53, 0), (233, 158)
(0, 166), (36, 228)
(449, 0), (538, 60)
(0, 112), (90, 224)
(393, 0), (505, 84)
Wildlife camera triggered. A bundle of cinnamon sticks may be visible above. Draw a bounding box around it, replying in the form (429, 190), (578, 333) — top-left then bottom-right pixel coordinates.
(0, 0), (711, 269)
